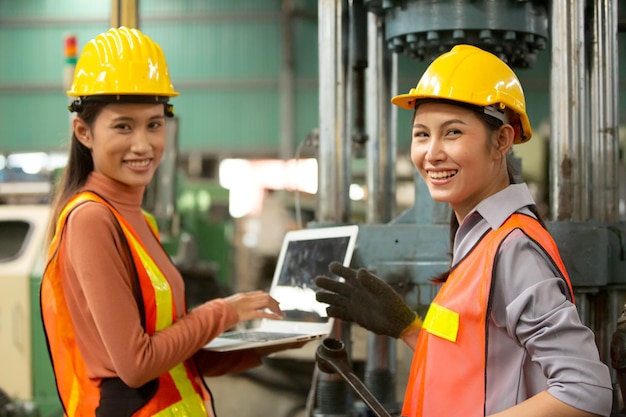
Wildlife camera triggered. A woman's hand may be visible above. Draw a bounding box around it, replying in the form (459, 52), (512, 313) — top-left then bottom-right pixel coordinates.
(315, 262), (419, 338)
(224, 290), (285, 323)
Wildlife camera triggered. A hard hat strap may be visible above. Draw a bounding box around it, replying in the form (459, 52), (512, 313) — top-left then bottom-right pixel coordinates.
(483, 105), (510, 125)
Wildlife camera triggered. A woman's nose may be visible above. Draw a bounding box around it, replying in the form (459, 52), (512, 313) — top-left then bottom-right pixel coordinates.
(130, 132), (152, 154)
(425, 138), (444, 162)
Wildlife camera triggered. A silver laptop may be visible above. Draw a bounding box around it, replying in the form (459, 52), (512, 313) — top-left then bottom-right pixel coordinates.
(203, 224), (359, 352)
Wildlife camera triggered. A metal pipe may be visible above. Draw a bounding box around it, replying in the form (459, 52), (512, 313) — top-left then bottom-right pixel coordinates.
(590, 0), (620, 222)
(365, 331), (397, 412)
(345, 0), (356, 184)
(111, 0), (138, 28)
(349, 0), (368, 150)
(315, 4), (351, 416)
(317, 0), (350, 224)
(549, 0), (588, 221)
(365, 11), (396, 225)
(363, 14), (399, 411)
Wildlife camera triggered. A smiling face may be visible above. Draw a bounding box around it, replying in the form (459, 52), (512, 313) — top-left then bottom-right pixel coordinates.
(410, 101), (514, 222)
(74, 102), (167, 188)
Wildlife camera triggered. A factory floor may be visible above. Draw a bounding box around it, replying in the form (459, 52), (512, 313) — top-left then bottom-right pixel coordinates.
(207, 371), (308, 417)
(205, 327), (414, 417)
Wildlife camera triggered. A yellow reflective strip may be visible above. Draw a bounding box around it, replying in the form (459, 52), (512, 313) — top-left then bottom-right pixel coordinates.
(67, 376), (80, 416)
(169, 363), (202, 403)
(152, 364), (207, 417)
(111, 206), (204, 416)
(142, 210), (159, 237)
(422, 302), (459, 343)
(122, 229), (173, 331)
(152, 398), (206, 417)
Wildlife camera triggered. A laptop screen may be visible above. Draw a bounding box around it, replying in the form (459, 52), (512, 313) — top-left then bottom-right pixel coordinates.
(271, 235), (353, 324)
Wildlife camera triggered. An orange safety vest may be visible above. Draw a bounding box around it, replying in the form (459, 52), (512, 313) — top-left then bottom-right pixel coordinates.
(41, 191), (212, 416)
(401, 213), (575, 417)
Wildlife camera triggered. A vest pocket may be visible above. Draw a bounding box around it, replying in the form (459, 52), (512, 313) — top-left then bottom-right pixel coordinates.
(96, 378), (159, 417)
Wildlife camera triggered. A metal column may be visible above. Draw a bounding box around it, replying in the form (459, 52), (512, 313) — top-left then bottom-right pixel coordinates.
(364, 9), (399, 415)
(111, 0), (139, 28)
(549, 1), (589, 221)
(590, 0), (620, 223)
(317, 0), (351, 225)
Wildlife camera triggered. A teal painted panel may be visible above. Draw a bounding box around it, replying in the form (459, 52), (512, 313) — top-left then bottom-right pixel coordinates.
(294, 88), (320, 150)
(292, 14), (319, 77)
(172, 90), (280, 152)
(170, 84), (318, 154)
(0, 0), (109, 17)
(0, 93), (70, 153)
(139, 0), (283, 14)
(143, 21), (282, 80)
(0, 25), (108, 83)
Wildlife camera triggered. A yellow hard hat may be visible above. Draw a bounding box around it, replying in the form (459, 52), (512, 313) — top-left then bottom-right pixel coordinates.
(67, 26), (178, 98)
(391, 44), (532, 143)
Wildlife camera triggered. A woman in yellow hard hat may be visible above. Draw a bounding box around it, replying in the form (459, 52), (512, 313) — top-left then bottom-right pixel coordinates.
(41, 27), (299, 417)
(316, 44), (612, 416)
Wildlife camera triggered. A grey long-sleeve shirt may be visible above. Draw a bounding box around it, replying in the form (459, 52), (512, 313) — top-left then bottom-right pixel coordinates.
(453, 183), (612, 416)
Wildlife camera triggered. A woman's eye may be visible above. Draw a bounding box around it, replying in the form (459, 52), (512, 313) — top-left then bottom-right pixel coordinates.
(148, 121), (163, 129)
(114, 123), (131, 131)
(412, 131), (429, 142)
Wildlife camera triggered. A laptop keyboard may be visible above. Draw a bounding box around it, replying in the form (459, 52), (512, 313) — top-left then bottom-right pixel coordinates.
(219, 331), (306, 343)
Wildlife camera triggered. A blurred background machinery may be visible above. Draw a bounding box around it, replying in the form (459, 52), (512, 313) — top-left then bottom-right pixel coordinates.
(0, 0), (625, 416)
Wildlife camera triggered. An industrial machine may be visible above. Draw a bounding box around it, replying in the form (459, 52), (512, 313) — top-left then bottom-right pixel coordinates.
(311, 0), (625, 416)
(0, 203), (57, 417)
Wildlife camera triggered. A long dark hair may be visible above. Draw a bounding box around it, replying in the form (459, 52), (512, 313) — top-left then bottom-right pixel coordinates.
(46, 101), (106, 243)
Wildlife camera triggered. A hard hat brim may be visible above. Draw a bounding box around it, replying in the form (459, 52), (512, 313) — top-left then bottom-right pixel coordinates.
(67, 91), (179, 98)
(390, 93), (417, 110)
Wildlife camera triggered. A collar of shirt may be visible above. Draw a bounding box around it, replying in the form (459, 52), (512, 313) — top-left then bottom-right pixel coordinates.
(452, 183), (536, 264)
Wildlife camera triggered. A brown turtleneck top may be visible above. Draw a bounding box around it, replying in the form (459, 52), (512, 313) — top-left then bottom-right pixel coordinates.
(58, 172), (260, 389)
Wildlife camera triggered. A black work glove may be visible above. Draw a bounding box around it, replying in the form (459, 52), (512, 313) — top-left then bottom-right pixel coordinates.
(315, 261), (418, 339)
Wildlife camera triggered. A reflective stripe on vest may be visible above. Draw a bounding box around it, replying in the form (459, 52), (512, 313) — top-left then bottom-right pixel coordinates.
(41, 191), (209, 416)
(401, 213), (574, 417)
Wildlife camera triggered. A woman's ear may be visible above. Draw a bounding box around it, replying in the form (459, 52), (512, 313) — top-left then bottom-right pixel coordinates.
(495, 124), (515, 156)
(73, 117), (92, 149)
